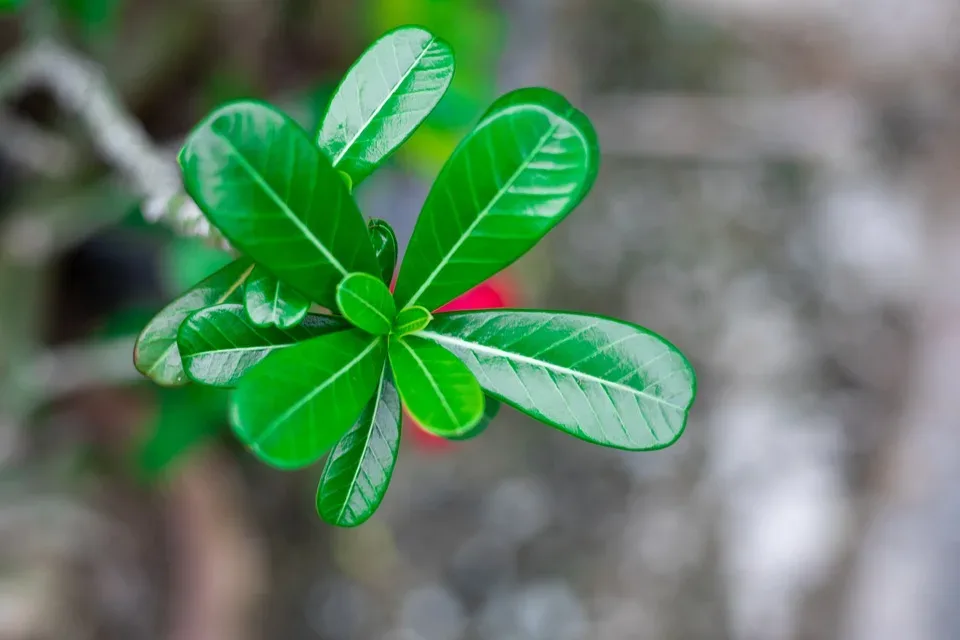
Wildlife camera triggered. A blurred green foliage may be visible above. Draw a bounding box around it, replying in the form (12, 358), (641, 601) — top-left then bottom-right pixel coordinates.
(136, 385), (227, 479)
(163, 237), (233, 295)
(55, 0), (123, 38)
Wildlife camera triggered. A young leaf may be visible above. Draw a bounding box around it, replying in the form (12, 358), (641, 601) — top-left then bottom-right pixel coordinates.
(231, 330), (387, 469)
(179, 100), (378, 310)
(317, 26), (455, 186)
(336, 272), (397, 335)
(134, 259), (254, 386)
(388, 335), (483, 437)
(178, 304), (349, 387)
(446, 396), (499, 441)
(243, 265), (311, 329)
(419, 311), (696, 451)
(393, 88), (599, 311)
(316, 364), (401, 527)
(392, 305), (432, 335)
(368, 218), (398, 284)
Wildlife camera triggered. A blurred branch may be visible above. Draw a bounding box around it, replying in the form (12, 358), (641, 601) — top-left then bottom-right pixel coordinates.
(0, 39), (228, 248)
(585, 92), (870, 169)
(0, 180), (138, 265)
(0, 110), (79, 179)
(20, 335), (141, 401)
(166, 449), (264, 640)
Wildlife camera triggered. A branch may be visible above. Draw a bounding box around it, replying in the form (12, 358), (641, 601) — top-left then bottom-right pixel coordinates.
(21, 335), (143, 400)
(584, 92), (870, 169)
(0, 109), (80, 179)
(0, 40), (228, 248)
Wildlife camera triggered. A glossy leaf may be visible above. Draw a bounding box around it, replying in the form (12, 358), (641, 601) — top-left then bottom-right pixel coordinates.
(179, 100), (378, 310)
(388, 335), (483, 437)
(393, 88), (599, 311)
(231, 330), (386, 469)
(134, 259), (254, 386)
(178, 304), (348, 388)
(393, 306), (432, 335)
(316, 364), (401, 527)
(446, 396), (499, 441)
(336, 272), (397, 336)
(419, 311), (696, 450)
(243, 265), (311, 329)
(317, 25), (455, 186)
(368, 218), (398, 284)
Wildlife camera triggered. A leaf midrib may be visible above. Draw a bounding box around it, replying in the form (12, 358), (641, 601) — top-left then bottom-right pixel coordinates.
(217, 136), (348, 276)
(251, 337), (381, 449)
(418, 330), (684, 411)
(341, 286), (392, 330)
(396, 338), (459, 427)
(270, 279), (281, 322)
(144, 263), (254, 377)
(334, 362), (388, 524)
(330, 36), (439, 168)
(402, 113), (565, 309)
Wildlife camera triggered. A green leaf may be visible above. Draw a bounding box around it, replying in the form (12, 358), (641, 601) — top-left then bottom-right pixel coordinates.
(419, 311), (696, 451)
(339, 171), (354, 194)
(134, 259), (254, 386)
(446, 396), (499, 441)
(393, 88), (600, 311)
(231, 330), (386, 469)
(368, 218), (398, 284)
(392, 305), (432, 335)
(388, 335), (483, 437)
(317, 25), (455, 186)
(316, 364), (401, 527)
(243, 265), (311, 329)
(178, 304), (349, 388)
(179, 100), (378, 310)
(336, 272), (397, 336)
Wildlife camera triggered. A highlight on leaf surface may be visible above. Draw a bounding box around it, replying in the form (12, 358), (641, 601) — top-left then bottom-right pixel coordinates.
(316, 364), (401, 527)
(393, 87), (600, 312)
(230, 330), (387, 469)
(134, 259), (254, 386)
(179, 100), (379, 311)
(393, 305), (432, 335)
(317, 25), (455, 187)
(336, 272), (397, 336)
(367, 218), (399, 284)
(243, 265), (311, 329)
(178, 304), (349, 387)
(419, 311), (696, 451)
(388, 335), (484, 437)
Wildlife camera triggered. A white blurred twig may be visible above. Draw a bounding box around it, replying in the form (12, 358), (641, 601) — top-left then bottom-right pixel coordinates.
(20, 335), (142, 399)
(0, 39), (226, 247)
(585, 92), (870, 170)
(0, 110), (79, 179)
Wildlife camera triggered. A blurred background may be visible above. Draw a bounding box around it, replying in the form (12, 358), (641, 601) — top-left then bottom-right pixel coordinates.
(0, 0), (956, 638)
